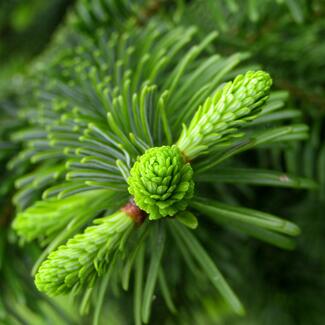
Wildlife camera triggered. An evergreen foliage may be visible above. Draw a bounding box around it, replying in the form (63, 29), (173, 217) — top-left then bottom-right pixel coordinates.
(0, 0), (324, 324)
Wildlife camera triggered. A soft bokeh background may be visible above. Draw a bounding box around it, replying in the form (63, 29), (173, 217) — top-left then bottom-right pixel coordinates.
(0, 0), (73, 88)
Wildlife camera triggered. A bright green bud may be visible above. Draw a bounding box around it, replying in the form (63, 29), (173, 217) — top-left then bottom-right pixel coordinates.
(13, 190), (114, 244)
(177, 70), (272, 160)
(35, 210), (133, 296)
(128, 145), (194, 220)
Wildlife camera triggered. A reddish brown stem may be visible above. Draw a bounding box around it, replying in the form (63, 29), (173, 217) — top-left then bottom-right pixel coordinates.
(122, 199), (147, 224)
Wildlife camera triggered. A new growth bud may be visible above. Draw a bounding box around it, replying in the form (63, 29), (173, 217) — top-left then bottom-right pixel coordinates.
(128, 146), (194, 220)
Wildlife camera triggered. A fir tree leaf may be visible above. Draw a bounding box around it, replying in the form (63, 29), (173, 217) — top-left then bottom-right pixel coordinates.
(158, 268), (177, 314)
(191, 197), (300, 237)
(176, 210), (199, 229)
(171, 220), (245, 315)
(196, 167), (317, 189)
(134, 244), (145, 325)
(142, 222), (166, 323)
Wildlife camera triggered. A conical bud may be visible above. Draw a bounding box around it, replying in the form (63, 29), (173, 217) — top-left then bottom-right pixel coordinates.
(177, 70), (272, 159)
(35, 210), (133, 296)
(128, 146), (194, 220)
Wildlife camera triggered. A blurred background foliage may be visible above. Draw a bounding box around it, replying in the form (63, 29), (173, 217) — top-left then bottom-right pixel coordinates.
(0, 0), (73, 88)
(0, 0), (324, 324)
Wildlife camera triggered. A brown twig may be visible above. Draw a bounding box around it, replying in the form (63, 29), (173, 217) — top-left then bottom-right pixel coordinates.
(122, 198), (147, 224)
